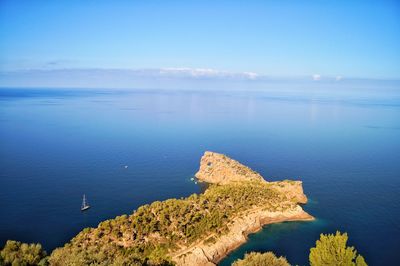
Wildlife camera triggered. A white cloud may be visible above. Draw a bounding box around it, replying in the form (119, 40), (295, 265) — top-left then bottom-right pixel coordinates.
(158, 67), (259, 80)
(336, 75), (343, 81)
(0, 67), (265, 89)
(312, 74), (321, 81)
(243, 72), (259, 80)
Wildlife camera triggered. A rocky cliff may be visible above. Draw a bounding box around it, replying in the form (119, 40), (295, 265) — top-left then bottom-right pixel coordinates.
(47, 151), (313, 266)
(195, 151), (265, 185)
(172, 205), (313, 266)
(171, 151), (313, 266)
(196, 151), (307, 203)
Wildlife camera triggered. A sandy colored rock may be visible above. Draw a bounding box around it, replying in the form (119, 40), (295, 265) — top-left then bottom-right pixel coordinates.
(48, 151), (313, 266)
(195, 151), (265, 184)
(172, 151), (314, 266)
(172, 206), (314, 266)
(270, 180), (308, 204)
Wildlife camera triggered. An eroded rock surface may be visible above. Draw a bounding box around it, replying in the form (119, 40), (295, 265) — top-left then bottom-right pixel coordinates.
(173, 151), (314, 266)
(48, 151), (313, 266)
(172, 206), (313, 266)
(195, 151), (265, 184)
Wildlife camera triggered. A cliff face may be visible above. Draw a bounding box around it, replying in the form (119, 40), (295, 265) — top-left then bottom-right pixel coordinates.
(48, 151), (313, 266)
(172, 206), (313, 266)
(271, 180), (308, 204)
(172, 151), (313, 266)
(195, 151), (265, 185)
(196, 151), (308, 204)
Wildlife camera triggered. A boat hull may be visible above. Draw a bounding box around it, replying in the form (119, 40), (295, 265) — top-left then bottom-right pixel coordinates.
(81, 206), (90, 211)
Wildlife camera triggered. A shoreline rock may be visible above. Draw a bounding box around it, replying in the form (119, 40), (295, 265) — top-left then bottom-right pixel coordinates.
(195, 151), (265, 185)
(46, 151), (313, 266)
(171, 152), (314, 266)
(172, 205), (314, 266)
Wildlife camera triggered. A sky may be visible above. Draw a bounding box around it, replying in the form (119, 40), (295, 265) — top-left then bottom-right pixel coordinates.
(0, 0), (399, 88)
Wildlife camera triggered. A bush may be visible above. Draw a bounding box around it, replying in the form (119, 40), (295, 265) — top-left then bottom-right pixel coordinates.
(47, 180), (295, 264)
(0, 240), (48, 266)
(309, 231), (367, 266)
(232, 252), (290, 266)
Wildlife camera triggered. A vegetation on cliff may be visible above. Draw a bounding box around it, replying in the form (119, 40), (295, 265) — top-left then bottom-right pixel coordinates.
(231, 231), (368, 266)
(1, 152), (314, 266)
(0, 152), (368, 266)
(310, 231), (367, 266)
(0, 240), (48, 266)
(1, 230), (368, 266)
(48, 180), (299, 265)
(232, 252), (290, 266)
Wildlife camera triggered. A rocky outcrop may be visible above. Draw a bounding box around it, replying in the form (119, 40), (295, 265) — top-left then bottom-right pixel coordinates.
(270, 180), (308, 204)
(196, 151), (308, 204)
(173, 151), (314, 266)
(172, 206), (314, 266)
(195, 151), (265, 185)
(46, 151), (313, 266)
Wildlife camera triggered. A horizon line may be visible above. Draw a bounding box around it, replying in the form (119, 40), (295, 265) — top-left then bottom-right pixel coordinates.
(1, 67), (400, 82)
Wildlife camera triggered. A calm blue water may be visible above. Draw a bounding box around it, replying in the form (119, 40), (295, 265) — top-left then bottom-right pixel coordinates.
(0, 86), (399, 265)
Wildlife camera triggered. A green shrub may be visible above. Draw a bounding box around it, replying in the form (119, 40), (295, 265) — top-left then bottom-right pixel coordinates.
(47, 180), (295, 264)
(309, 231), (367, 266)
(0, 240), (48, 266)
(232, 252), (290, 266)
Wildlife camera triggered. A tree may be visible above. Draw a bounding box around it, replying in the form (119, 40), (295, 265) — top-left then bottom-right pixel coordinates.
(309, 231), (367, 266)
(232, 252), (290, 266)
(0, 240), (48, 266)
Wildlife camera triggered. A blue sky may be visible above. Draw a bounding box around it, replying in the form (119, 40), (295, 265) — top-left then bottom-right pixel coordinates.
(0, 0), (399, 88)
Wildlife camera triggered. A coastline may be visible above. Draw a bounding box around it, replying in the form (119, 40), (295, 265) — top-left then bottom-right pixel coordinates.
(41, 151), (315, 265)
(172, 151), (315, 266)
(172, 205), (314, 266)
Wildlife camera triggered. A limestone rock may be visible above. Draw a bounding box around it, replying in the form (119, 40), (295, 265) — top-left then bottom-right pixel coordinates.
(172, 151), (314, 266)
(172, 206), (314, 266)
(270, 180), (308, 204)
(195, 151), (265, 184)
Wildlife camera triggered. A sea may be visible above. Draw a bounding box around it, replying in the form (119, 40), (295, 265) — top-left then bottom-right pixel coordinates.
(0, 84), (399, 265)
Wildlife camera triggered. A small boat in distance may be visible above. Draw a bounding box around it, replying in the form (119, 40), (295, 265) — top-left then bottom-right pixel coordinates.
(81, 194), (90, 211)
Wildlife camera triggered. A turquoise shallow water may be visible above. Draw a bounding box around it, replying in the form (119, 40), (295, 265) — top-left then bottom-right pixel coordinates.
(0, 86), (399, 265)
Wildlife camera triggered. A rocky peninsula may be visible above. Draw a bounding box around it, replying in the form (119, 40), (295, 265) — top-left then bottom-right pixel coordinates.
(48, 152), (313, 266)
(172, 152), (313, 265)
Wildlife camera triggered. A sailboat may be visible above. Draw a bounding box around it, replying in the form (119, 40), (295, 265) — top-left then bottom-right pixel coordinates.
(81, 194), (91, 211)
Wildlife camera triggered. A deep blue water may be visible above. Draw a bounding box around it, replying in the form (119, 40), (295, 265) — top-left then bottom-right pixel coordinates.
(0, 86), (399, 265)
